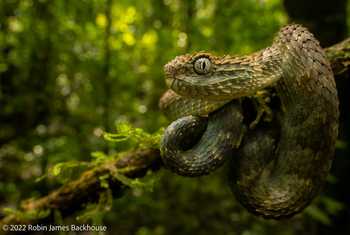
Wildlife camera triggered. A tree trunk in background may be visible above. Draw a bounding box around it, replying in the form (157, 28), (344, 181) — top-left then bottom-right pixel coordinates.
(0, 0), (19, 145)
(182, 0), (195, 51)
(0, 0), (56, 145)
(213, 0), (234, 52)
(22, 1), (56, 136)
(284, 0), (350, 234)
(102, 0), (113, 152)
(284, 0), (347, 47)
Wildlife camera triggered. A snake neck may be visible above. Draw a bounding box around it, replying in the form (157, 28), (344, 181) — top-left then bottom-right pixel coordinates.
(273, 25), (338, 111)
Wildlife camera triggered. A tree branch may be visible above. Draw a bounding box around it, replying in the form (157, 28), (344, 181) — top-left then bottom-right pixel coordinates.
(0, 149), (161, 231)
(0, 38), (349, 232)
(325, 38), (350, 77)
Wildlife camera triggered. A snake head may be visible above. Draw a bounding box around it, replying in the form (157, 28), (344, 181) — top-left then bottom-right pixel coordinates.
(164, 52), (258, 101)
(164, 52), (215, 95)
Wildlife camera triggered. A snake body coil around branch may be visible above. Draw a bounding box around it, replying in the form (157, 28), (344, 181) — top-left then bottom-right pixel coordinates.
(159, 25), (339, 218)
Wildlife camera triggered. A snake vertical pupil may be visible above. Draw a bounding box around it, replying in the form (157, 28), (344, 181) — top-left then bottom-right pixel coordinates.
(194, 57), (211, 74)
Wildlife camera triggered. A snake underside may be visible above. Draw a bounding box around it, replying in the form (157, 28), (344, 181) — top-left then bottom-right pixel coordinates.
(159, 25), (339, 219)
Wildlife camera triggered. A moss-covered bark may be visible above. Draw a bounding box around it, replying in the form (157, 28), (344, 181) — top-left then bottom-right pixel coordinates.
(325, 38), (350, 77)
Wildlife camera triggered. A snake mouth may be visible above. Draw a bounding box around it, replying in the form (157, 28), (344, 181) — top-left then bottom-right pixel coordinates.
(165, 77), (174, 89)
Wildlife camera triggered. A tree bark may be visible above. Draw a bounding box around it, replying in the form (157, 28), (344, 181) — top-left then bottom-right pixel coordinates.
(0, 38), (349, 233)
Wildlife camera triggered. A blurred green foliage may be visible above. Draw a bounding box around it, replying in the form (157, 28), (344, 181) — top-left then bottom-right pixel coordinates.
(0, 0), (348, 234)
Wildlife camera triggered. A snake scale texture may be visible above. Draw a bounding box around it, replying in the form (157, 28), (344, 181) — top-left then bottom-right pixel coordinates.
(159, 25), (339, 218)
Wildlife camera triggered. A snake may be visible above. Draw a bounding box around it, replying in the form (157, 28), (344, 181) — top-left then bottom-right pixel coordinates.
(159, 25), (339, 218)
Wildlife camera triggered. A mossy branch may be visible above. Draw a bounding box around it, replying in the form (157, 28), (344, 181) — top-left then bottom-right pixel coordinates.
(0, 149), (161, 232)
(0, 38), (349, 232)
(325, 38), (350, 77)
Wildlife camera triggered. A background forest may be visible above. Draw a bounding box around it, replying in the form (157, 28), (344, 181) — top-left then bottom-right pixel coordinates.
(0, 0), (349, 234)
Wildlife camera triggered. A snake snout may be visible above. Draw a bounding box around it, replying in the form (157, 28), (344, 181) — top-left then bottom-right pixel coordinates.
(164, 55), (189, 79)
(164, 61), (175, 78)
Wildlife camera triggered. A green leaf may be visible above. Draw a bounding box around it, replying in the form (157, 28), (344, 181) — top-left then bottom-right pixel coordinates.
(112, 170), (158, 193)
(305, 205), (331, 225)
(48, 161), (90, 183)
(321, 196), (344, 215)
(103, 121), (163, 149)
(99, 174), (110, 189)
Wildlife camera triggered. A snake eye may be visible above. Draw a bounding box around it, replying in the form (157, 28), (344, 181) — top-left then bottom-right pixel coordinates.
(193, 57), (212, 75)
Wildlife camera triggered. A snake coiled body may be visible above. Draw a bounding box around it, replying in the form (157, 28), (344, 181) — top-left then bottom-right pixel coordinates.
(160, 25), (339, 218)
